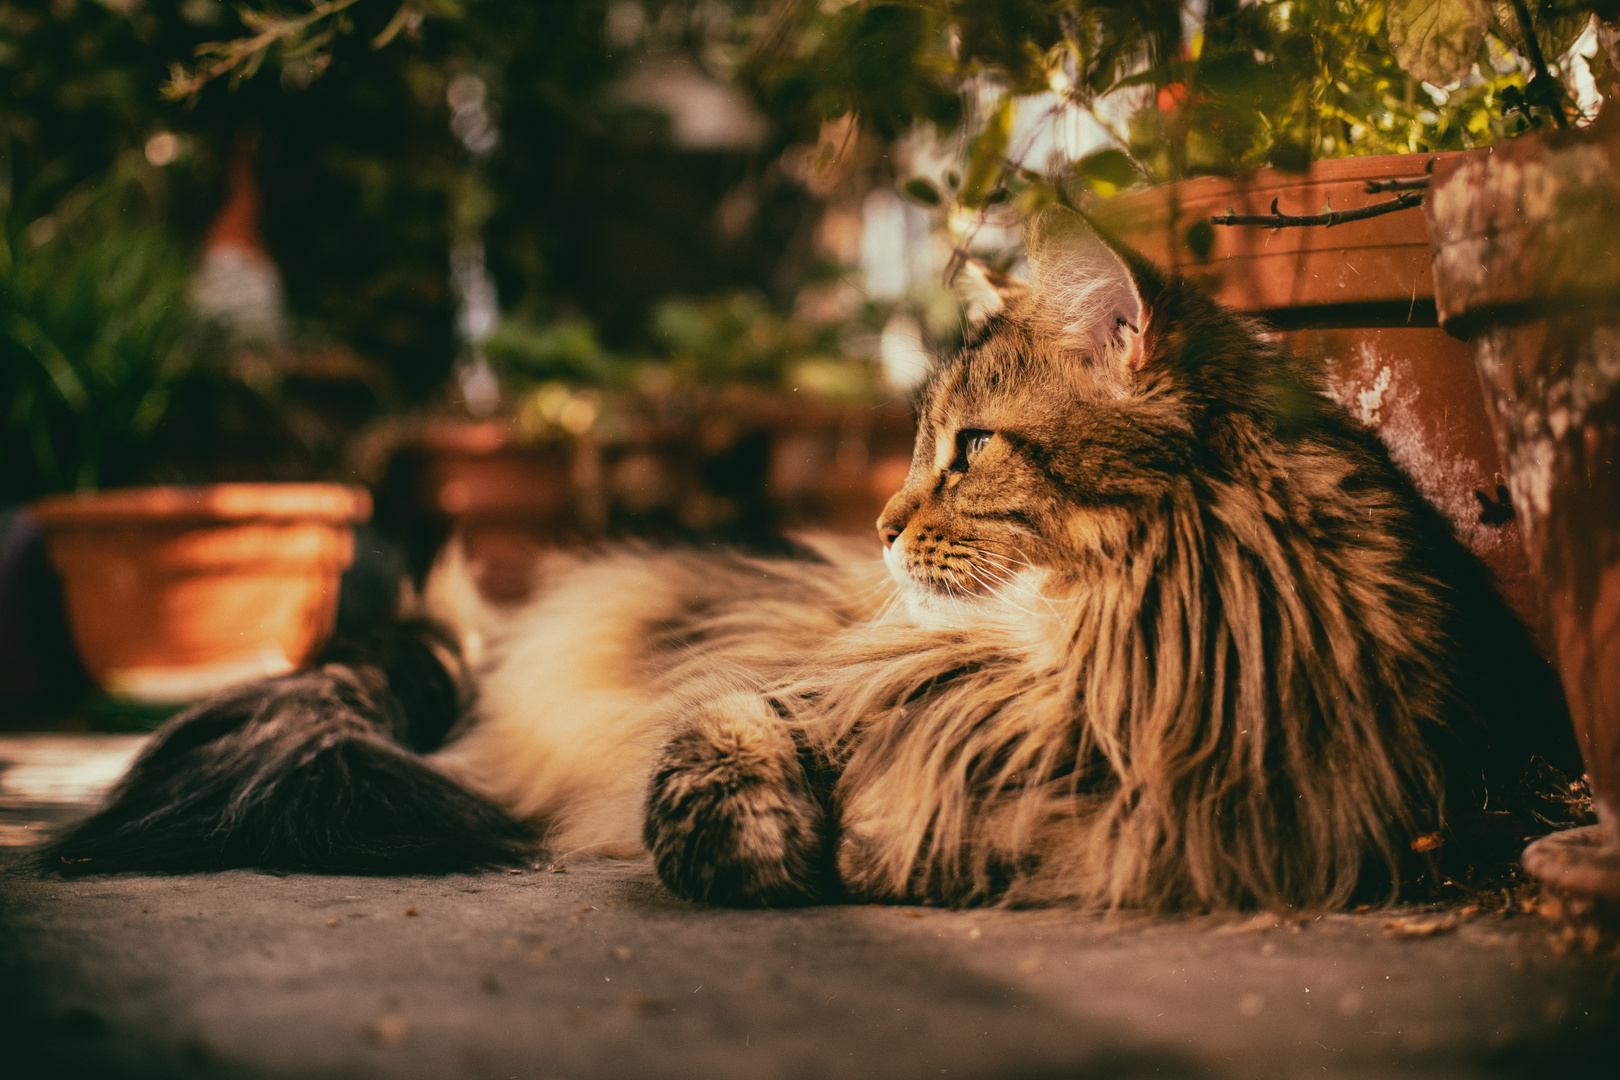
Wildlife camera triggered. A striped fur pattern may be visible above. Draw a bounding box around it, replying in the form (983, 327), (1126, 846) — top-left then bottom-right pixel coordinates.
(636, 208), (1579, 910)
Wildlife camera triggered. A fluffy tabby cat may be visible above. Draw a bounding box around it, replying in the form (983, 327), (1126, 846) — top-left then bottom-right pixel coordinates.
(48, 209), (1581, 911)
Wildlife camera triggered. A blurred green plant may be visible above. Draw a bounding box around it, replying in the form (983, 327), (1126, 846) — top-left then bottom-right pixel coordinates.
(1, 163), (197, 499)
(484, 316), (615, 386)
(10, 0), (1618, 474)
(655, 292), (807, 386)
(167, 2), (1618, 277)
(488, 288), (886, 407)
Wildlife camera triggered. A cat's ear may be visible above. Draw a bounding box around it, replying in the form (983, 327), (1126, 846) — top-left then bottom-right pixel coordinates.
(1024, 207), (1149, 372)
(953, 258), (1023, 329)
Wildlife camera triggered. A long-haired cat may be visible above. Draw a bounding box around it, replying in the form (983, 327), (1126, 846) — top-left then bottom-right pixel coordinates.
(47, 209), (1582, 912)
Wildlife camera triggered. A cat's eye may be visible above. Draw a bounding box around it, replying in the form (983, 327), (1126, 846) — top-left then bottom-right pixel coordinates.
(947, 429), (993, 473)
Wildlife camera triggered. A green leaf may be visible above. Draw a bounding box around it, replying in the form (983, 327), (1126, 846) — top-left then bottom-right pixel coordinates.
(902, 178), (941, 205)
(1488, 3), (1588, 65)
(1075, 148), (1142, 190)
(959, 96), (1014, 208)
(1386, 0), (1492, 85)
(6, 313), (88, 413)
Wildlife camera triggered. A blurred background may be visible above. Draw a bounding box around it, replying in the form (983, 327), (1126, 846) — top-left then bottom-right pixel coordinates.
(2, 0), (1611, 724)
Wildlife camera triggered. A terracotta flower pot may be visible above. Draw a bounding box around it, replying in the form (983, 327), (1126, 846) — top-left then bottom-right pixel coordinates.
(1093, 152), (1544, 630)
(1427, 117), (1620, 899)
(30, 483), (371, 704)
(411, 420), (577, 605)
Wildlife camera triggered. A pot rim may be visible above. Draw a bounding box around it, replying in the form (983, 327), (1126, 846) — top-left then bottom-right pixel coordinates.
(29, 482), (372, 528)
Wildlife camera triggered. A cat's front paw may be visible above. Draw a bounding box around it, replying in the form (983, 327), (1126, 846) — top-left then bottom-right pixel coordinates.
(644, 693), (830, 906)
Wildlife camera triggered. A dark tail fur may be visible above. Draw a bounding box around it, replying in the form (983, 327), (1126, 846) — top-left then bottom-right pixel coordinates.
(43, 620), (533, 875)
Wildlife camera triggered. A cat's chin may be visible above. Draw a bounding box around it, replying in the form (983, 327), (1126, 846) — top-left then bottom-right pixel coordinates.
(899, 587), (984, 630)
(884, 545), (1052, 632)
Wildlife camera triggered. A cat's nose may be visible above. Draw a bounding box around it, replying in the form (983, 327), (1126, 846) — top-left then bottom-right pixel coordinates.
(877, 489), (916, 550)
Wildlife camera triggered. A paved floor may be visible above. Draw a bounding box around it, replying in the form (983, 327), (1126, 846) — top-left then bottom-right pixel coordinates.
(2, 735), (1616, 1080)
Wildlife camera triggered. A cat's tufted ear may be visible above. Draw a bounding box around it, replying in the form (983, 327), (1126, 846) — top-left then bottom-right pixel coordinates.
(953, 258), (1024, 329)
(1024, 207), (1149, 372)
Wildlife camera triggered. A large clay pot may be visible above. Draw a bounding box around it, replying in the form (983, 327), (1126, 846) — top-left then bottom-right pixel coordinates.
(1093, 152), (1544, 630)
(30, 483), (370, 704)
(1427, 117), (1620, 899)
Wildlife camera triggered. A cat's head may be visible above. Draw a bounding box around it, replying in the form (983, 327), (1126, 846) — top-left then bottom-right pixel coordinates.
(877, 206), (1301, 620)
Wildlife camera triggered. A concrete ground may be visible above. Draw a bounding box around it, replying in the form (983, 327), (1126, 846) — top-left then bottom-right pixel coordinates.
(2, 735), (1616, 1080)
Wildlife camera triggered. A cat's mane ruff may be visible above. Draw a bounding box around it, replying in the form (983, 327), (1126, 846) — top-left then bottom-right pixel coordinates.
(769, 463), (1442, 911)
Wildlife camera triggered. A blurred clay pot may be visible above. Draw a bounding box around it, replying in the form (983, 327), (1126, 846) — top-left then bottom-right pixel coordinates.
(1427, 116), (1620, 899)
(30, 483), (370, 704)
(415, 420), (576, 605)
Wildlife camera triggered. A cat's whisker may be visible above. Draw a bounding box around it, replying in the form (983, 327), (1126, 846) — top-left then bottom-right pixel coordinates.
(964, 563), (1050, 621)
(825, 573), (901, 612)
(973, 544), (1042, 575)
(969, 550), (1062, 620)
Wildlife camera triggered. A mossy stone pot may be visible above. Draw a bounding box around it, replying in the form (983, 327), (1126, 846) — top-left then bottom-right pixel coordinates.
(30, 483), (371, 704)
(1427, 115), (1620, 900)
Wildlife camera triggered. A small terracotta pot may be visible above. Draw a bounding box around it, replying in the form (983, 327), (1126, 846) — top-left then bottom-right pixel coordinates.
(414, 420), (577, 605)
(30, 483), (371, 703)
(1427, 116), (1620, 899)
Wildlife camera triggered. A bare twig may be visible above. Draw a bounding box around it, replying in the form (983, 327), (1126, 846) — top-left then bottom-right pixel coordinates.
(1210, 191), (1424, 228)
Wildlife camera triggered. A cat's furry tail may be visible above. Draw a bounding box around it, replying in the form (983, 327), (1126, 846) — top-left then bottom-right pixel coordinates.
(41, 619), (534, 876)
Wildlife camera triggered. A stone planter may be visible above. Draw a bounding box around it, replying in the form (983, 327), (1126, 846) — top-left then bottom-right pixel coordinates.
(1427, 117), (1620, 899)
(30, 484), (370, 704)
(1093, 152), (1543, 628)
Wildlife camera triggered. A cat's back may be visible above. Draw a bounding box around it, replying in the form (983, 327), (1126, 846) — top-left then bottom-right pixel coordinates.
(428, 536), (892, 854)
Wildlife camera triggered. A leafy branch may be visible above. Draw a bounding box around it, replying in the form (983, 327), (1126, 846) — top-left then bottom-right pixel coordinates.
(162, 0), (439, 101)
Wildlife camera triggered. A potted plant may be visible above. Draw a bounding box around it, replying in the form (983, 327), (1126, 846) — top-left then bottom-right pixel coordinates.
(3, 171), (370, 706)
(30, 483), (370, 704)
(375, 293), (917, 607)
